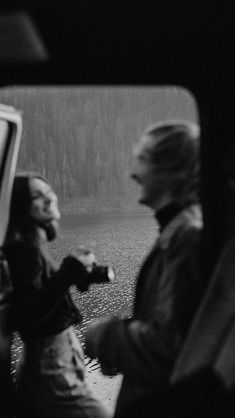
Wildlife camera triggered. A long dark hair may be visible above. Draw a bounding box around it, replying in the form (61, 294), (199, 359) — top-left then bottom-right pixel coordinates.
(4, 171), (50, 245)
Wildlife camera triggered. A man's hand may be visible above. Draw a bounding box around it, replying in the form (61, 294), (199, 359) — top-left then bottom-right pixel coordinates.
(85, 316), (112, 359)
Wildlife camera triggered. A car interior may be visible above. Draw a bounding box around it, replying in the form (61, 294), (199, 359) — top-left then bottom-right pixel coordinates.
(0, 1), (235, 417)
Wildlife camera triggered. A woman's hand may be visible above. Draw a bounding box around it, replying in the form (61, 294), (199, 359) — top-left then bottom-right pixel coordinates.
(71, 245), (97, 272)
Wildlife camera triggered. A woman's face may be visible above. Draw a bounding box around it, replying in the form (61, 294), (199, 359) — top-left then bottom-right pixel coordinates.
(29, 177), (61, 228)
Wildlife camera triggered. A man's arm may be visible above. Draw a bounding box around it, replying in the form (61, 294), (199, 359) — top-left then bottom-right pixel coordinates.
(85, 226), (203, 384)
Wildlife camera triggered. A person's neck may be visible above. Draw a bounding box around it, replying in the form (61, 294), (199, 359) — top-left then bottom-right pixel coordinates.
(35, 226), (48, 245)
(156, 201), (193, 231)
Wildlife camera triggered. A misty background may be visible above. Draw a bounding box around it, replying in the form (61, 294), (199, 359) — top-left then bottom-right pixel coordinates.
(0, 86), (197, 214)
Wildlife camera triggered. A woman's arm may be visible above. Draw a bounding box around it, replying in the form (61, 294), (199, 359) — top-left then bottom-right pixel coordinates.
(6, 242), (89, 329)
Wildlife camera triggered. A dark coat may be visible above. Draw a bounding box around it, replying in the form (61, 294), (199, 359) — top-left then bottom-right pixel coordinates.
(95, 204), (204, 416)
(4, 240), (88, 338)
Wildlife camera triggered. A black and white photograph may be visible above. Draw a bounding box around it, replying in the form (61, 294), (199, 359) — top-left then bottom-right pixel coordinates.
(0, 2), (235, 418)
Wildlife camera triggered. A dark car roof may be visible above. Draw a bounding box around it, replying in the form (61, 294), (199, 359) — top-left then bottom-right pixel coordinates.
(0, 1), (233, 87)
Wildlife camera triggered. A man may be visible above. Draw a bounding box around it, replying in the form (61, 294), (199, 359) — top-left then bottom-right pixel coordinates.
(85, 120), (204, 417)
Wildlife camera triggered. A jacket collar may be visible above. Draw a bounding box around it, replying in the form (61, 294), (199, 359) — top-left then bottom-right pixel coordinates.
(157, 204), (202, 250)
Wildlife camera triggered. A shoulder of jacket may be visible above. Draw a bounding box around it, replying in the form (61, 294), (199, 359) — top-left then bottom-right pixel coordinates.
(158, 204), (202, 250)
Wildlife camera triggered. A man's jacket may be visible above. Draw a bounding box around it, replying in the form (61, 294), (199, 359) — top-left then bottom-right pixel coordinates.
(91, 204), (204, 409)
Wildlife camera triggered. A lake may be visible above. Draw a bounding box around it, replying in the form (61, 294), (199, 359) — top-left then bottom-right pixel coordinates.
(12, 213), (158, 412)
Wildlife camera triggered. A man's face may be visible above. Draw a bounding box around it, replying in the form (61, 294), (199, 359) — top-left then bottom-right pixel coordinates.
(29, 178), (61, 235)
(131, 134), (171, 211)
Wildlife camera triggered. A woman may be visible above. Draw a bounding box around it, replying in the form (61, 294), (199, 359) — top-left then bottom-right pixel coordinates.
(4, 172), (111, 418)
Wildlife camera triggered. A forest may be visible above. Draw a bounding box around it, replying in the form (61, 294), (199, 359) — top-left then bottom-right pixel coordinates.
(0, 86), (197, 214)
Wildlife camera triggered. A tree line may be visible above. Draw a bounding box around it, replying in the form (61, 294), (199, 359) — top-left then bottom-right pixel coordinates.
(0, 87), (197, 213)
